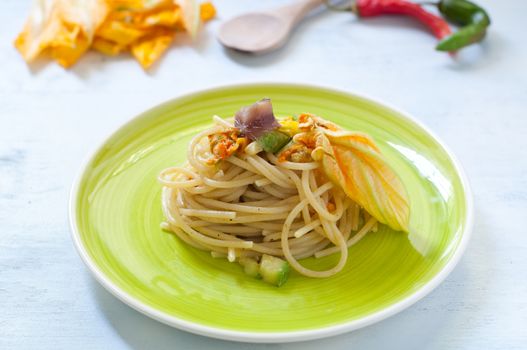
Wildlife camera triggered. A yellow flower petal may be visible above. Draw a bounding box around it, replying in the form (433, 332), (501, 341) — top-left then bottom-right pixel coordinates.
(315, 120), (410, 232)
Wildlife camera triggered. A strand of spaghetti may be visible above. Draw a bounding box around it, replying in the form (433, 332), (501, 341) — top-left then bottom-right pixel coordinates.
(202, 175), (262, 188)
(260, 185), (290, 199)
(253, 154), (297, 186)
(226, 156), (259, 173)
(291, 232), (328, 248)
(289, 238), (329, 258)
(218, 186), (247, 202)
(180, 191), (208, 210)
(254, 178), (272, 187)
(342, 201), (356, 240)
(170, 204), (253, 248)
(351, 202), (360, 230)
(162, 188), (253, 248)
(179, 219), (213, 227)
(194, 196), (295, 214)
(314, 216), (377, 258)
(193, 226), (250, 243)
(294, 239), (331, 259)
(212, 115), (234, 128)
(240, 196), (299, 206)
(245, 142), (263, 155)
(252, 235), (325, 258)
(320, 216), (338, 244)
(206, 225), (261, 234)
(328, 220), (344, 245)
(301, 170), (339, 221)
(219, 163), (245, 180)
(179, 208), (236, 219)
(176, 189), (184, 207)
(242, 190), (270, 200)
(187, 126), (222, 172)
(282, 169), (312, 224)
(294, 219), (321, 238)
(338, 208), (348, 236)
(301, 206), (311, 224)
(263, 231), (293, 242)
(281, 196), (349, 278)
(268, 183), (298, 194)
(212, 169), (225, 179)
(182, 184), (216, 194)
(158, 167), (203, 188)
(199, 212), (291, 224)
(246, 155), (294, 188)
(267, 152), (319, 170)
(165, 225), (208, 250)
(201, 187), (243, 199)
(261, 231), (322, 248)
(334, 190), (346, 217)
(159, 166), (199, 179)
(245, 221), (305, 231)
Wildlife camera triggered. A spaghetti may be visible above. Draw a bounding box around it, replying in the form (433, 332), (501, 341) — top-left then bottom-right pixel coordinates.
(159, 117), (378, 279)
(159, 99), (410, 285)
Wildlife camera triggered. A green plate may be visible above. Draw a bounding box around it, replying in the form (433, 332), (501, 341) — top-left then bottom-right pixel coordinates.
(70, 84), (473, 342)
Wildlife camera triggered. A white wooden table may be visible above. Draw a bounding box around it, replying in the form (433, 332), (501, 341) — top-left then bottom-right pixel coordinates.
(1, 0), (526, 349)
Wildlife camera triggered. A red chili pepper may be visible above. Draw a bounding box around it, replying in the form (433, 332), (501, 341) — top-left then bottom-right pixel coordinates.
(353, 0), (452, 40)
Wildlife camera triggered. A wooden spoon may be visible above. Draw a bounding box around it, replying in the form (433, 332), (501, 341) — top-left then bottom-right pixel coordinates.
(217, 0), (326, 54)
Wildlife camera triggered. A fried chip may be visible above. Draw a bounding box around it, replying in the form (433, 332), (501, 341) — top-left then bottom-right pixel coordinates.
(91, 37), (124, 56)
(131, 30), (174, 68)
(176, 0), (200, 39)
(200, 2), (216, 22)
(107, 0), (171, 12)
(142, 7), (182, 28)
(15, 0), (216, 69)
(96, 19), (146, 46)
(15, 0), (108, 67)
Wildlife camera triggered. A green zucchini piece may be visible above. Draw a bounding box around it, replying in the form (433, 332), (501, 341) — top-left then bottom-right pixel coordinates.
(239, 257), (261, 279)
(259, 254), (290, 287)
(256, 131), (291, 154)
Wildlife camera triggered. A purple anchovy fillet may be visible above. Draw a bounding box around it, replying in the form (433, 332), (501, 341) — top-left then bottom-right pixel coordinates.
(234, 98), (280, 140)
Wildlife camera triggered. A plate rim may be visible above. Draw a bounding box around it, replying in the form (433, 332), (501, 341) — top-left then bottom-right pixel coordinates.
(69, 82), (474, 343)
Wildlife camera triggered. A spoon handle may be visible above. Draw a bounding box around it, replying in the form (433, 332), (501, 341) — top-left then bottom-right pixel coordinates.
(272, 0), (327, 26)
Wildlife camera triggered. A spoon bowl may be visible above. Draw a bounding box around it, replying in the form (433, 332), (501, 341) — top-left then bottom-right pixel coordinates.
(218, 13), (291, 54)
(218, 0), (325, 55)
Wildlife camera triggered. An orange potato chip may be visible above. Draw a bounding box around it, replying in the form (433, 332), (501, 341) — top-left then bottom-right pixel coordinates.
(141, 7), (182, 28)
(15, 0), (108, 66)
(96, 20), (146, 46)
(50, 32), (91, 67)
(107, 0), (172, 12)
(200, 2), (216, 22)
(15, 0), (214, 68)
(131, 30), (174, 68)
(92, 37), (125, 56)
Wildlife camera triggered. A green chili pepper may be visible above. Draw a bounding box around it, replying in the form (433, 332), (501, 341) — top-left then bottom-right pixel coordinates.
(435, 0), (491, 51)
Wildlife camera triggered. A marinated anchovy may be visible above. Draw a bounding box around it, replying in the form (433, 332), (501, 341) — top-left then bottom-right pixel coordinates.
(234, 98), (281, 140)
